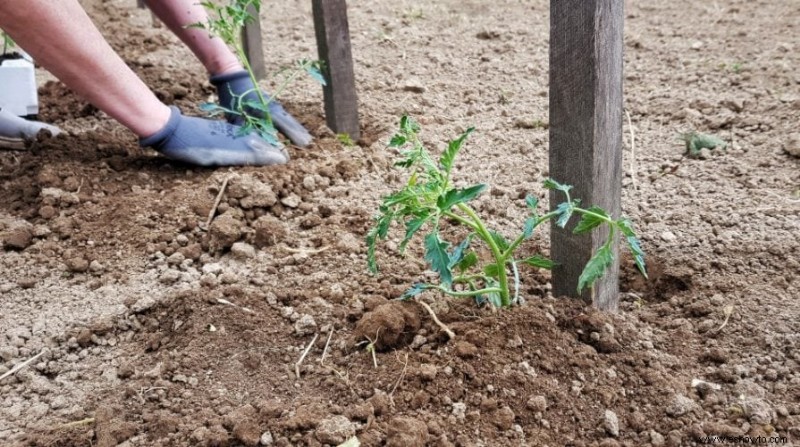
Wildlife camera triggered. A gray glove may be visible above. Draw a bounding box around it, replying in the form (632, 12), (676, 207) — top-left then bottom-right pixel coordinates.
(0, 106), (61, 150)
(210, 70), (313, 148)
(140, 107), (288, 167)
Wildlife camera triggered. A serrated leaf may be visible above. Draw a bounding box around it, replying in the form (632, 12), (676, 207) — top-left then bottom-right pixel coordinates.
(448, 237), (472, 269)
(617, 219), (647, 278)
(439, 127), (474, 173)
(304, 62), (327, 86)
(577, 244), (614, 294)
(523, 217), (537, 239)
(389, 134), (407, 148)
(437, 184), (486, 211)
(554, 201), (574, 228)
(400, 214), (430, 252)
(456, 251), (478, 272)
(573, 206), (609, 234)
(489, 231), (510, 252)
(543, 178), (572, 193)
(483, 263), (501, 278)
(399, 283), (428, 300)
(424, 233), (452, 286)
(521, 255), (556, 269)
(525, 195), (539, 210)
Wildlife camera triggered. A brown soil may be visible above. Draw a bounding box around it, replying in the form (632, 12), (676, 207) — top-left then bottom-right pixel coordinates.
(1, 0), (799, 446)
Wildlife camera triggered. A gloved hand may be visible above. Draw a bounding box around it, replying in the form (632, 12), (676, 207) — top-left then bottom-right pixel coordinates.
(0, 106), (62, 150)
(210, 70), (313, 148)
(140, 106), (288, 167)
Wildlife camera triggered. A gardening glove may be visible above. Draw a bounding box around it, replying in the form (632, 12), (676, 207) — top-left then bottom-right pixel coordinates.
(0, 106), (62, 150)
(139, 106), (288, 167)
(210, 70), (313, 148)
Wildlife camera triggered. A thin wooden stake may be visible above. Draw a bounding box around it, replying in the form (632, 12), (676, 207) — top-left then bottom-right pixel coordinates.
(205, 176), (230, 228)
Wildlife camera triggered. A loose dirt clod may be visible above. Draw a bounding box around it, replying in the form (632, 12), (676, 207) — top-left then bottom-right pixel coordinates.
(354, 301), (421, 351)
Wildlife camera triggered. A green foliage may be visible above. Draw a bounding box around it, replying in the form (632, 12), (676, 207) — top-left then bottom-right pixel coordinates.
(193, 1), (325, 145)
(1, 29), (14, 56)
(368, 116), (649, 307)
(336, 133), (356, 147)
(681, 131), (727, 158)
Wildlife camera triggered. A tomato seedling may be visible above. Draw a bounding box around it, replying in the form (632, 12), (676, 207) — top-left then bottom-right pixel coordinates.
(367, 116), (648, 308)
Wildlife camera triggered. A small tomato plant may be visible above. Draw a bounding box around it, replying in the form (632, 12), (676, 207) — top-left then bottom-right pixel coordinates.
(367, 116), (648, 308)
(192, 0), (325, 145)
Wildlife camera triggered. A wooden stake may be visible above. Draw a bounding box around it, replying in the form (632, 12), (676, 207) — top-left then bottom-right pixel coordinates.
(312, 0), (360, 140)
(549, 0), (624, 311)
(242, 4), (266, 80)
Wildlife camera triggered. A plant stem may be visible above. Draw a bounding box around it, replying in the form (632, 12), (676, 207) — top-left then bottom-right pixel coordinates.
(436, 286), (503, 298)
(502, 210), (561, 259)
(442, 211), (480, 231)
(456, 203), (510, 306)
(235, 44), (273, 127)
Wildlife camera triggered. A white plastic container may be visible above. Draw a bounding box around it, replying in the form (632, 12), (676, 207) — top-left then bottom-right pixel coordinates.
(0, 53), (38, 116)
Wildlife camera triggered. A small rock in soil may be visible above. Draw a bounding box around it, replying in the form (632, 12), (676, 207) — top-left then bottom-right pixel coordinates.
(604, 409), (620, 437)
(231, 242), (257, 259)
(666, 394), (696, 417)
(490, 406), (516, 431)
(402, 78), (427, 93)
(233, 419), (262, 447)
(252, 215), (286, 247)
(784, 133), (800, 157)
(454, 341), (478, 358)
(314, 415), (355, 445)
(386, 416), (428, 447)
(294, 314), (317, 336)
(1, 225), (33, 250)
(260, 431), (274, 445)
(280, 194), (302, 208)
(131, 296), (157, 313)
(65, 256), (90, 273)
(209, 214), (244, 251)
(527, 395), (547, 412)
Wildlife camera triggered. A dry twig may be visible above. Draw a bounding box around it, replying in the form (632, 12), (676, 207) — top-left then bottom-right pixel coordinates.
(295, 333), (319, 379)
(389, 352), (410, 397)
(204, 176), (230, 228)
(320, 328), (334, 365)
(0, 349), (46, 382)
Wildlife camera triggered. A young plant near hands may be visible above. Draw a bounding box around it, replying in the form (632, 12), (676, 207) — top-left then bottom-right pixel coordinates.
(192, 0), (325, 145)
(1, 29), (15, 57)
(367, 116), (648, 308)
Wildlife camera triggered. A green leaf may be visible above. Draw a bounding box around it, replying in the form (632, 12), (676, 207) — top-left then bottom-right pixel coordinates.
(439, 127), (474, 173)
(448, 237), (472, 269)
(523, 217), (537, 239)
(304, 61), (327, 86)
(456, 251), (478, 272)
(577, 244), (614, 294)
(437, 184), (486, 211)
(484, 278), (503, 308)
(400, 115), (420, 134)
(543, 178), (572, 193)
(483, 263), (500, 278)
(573, 206), (610, 234)
(489, 231), (510, 252)
(521, 255), (556, 269)
(618, 219), (648, 278)
(554, 201), (574, 228)
(424, 233), (452, 286)
(399, 283), (428, 300)
(388, 134), (407, 148)
(525, 195), (539, 210)
(400, 213), (430, 252)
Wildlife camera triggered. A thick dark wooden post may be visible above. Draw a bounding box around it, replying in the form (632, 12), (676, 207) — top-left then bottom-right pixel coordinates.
(549, 0), (623, 311)
(242, 5), (267, 80)
(312, 0), (360, 141)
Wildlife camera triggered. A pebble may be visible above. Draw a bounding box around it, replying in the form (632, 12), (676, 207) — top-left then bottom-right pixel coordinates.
(280, 194), (302, 208)
(402, 78), (427, 93)
(666, 394), (696, 417)
(231, 242), (257, 260)
(527, 395), (547, 412)
(65, 257), (90, 273)
(159, 269), (181, 284)
(660, 231), (677, 242)
(314, 415), (355, 445)
(784, 133), (800, 157)
(260, 431), (274, 445)
(294, 314), (317, 336)
(604, 409), (620, 436)
(131, 296), (157, 313)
